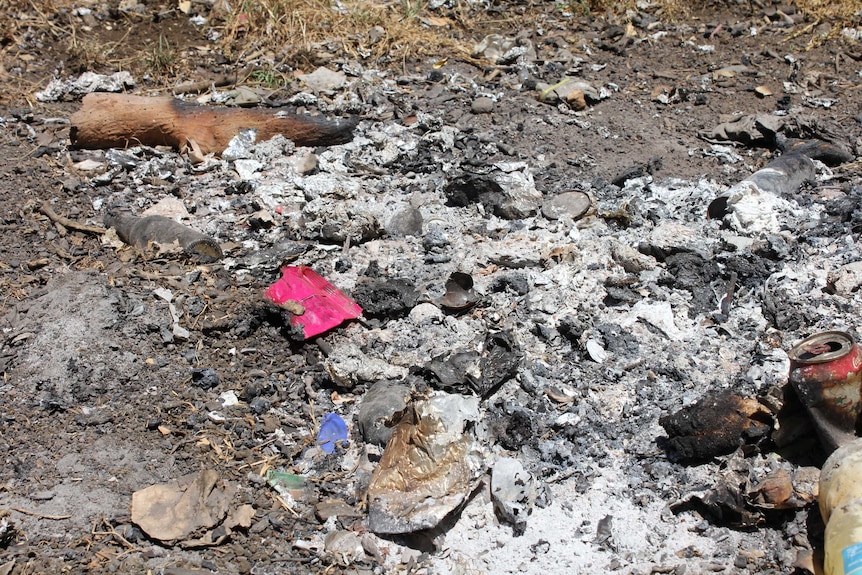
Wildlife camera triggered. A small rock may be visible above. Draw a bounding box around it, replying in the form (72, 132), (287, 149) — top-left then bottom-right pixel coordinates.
(191, 367), (220, 390)
(247, 210), (274, 231)
(142, 197), (189, 219)
(249, 397), (270, 414)
(536, 79), (599, 110)
(368, 25), (386, 44)
(828, 261), (862, 295)
(352, 277), (419, 320)
(72, 159), (104, 171)
(472, 34), (516, 64)
(234, 159), (263, 180)
(219, 390), (239, 407)
(423, 228), (450, 251)
(754, 85), (773, 98)
(228, 86), (261, 107)
(316, 499), (363, 522)
(291, 152), (318, 175)
(610, 242), (656, 273)
(408, 302), (444, 325)
(471, 97), (495, 114)
(386, 207), (423, 237)
(325, 342), (408, 388)
(541, 191), (591, 220)
(324, 530), (365, 565)
(298, 66), (346, 91)
(585, 339), (608, 363)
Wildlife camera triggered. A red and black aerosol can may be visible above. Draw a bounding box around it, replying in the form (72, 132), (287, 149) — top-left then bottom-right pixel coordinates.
(788, 331), (862, 453)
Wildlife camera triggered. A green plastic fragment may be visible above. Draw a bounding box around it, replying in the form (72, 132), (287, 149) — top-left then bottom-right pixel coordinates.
(265, 469), (306, 492)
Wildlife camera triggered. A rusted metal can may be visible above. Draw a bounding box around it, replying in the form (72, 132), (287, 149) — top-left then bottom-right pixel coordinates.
(788, 331), (862, 453)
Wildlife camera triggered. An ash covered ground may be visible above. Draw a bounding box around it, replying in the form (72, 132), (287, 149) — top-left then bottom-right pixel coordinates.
(2, 1), (862, 574)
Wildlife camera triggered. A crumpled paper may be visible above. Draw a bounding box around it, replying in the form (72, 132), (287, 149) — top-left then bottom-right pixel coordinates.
(699, 113), (785, 146)
(366, 392), (487, 534)
(131, 469), (251, 547)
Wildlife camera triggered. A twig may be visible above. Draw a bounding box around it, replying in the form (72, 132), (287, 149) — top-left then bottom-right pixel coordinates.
(191, 303), (209, 329)
(172, 64), (254, 95)
(275, 494), (300, 517)
(11, 507), (71, 520)
(720, 271), (739, 317)
(92, 518), (138, 550)
(39, 202), (106, 235)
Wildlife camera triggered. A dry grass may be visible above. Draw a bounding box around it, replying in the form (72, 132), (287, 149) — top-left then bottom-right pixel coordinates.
(2, 0), (861, 86)
(797, 0), (862, 24)
(211, 0), (471, 67)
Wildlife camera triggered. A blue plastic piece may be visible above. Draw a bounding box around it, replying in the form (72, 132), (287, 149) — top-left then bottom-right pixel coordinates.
(317, 413), (349, 454)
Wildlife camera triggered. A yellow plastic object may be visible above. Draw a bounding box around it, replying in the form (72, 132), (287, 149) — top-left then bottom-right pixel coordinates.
(819, 438), (862, 575)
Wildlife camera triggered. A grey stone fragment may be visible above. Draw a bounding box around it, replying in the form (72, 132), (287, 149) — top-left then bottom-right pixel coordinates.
(386, 207), (423, 237)
(357, 381), (412, 447)
(325, 343), (408, 388)
(541, 191), (591, 220)
(298, 66), (347, 91)
(471, 97), (495, 114)
(324, 530), (365, 565)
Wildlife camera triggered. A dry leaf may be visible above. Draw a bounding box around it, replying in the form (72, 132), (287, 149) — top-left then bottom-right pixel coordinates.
(131, 470), (236, 542)
(754, 85), (773, 98)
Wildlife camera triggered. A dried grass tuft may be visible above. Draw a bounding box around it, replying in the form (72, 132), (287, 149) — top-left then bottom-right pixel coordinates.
(211, 0), (469, 68)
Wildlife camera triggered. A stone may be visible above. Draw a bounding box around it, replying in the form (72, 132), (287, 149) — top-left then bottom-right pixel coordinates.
(541, 191), (591, 220)
(385, 207), (423, 237)
(298, 66), (347, 91)
(471, 97), (495, 114)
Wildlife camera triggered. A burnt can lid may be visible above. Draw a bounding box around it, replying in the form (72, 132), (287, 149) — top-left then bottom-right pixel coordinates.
(788, 330), (855, 364)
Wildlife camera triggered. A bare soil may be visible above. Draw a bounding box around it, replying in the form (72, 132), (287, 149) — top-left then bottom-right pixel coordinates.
(1, 1), (862, 574)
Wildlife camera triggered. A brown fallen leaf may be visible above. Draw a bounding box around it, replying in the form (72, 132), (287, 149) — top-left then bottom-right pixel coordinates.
(224, 504), (256, 530)
(131, 470), (235, 543)
(754, 85), (773, 98)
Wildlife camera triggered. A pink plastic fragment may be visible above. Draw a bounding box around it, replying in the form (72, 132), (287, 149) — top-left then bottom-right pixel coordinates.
(264, 265), (363, 339)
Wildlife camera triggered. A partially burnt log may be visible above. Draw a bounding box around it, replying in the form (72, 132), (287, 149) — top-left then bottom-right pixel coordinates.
(105, 211), (222, 263)
(659, 390), (773, 462)
(69, 93), (358, 155)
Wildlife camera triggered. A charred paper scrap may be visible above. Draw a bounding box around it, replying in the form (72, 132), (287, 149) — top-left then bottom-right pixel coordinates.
(366, 392), (488, 534)
(671, 456), (818, 529)
(421, 330), (523, 398)
(659, 390), (773, 462)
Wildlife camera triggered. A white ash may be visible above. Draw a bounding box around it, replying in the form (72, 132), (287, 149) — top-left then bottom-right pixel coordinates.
(77, 77), (859, 573)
